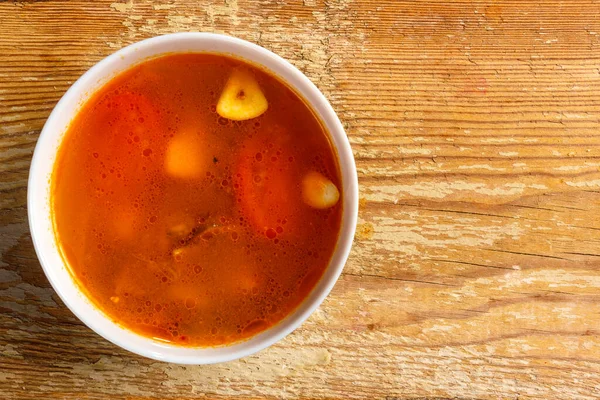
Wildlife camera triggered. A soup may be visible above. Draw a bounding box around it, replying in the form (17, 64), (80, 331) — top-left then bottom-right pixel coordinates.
(51, 53), (343, 347)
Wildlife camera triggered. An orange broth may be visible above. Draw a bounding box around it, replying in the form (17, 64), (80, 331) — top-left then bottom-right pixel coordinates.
(51, 53), (343, 346)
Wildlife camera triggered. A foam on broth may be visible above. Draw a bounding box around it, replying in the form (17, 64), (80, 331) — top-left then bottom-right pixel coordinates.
(51, 53), (342, 347)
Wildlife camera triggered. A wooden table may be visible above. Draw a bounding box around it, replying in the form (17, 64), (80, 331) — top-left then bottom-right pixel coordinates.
(2, 1), (600, 399)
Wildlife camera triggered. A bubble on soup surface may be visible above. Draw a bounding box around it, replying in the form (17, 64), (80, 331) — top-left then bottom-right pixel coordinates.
(185, 298), (196, 309)
(265, 228), (277, 239)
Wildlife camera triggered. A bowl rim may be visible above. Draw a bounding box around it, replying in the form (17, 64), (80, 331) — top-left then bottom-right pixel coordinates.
(27, 32), (358, 364)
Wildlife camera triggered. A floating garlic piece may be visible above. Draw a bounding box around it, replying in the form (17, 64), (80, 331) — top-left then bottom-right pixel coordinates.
(110, 296), (120, 304)
(302, 171), (340, 209)
(216, 68), (268, 121)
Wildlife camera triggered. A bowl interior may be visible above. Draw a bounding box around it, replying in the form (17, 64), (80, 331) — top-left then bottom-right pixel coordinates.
(28, 33), (358, 364)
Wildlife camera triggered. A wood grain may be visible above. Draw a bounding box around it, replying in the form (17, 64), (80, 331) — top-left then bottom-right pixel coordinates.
(2, 0), (600, 399)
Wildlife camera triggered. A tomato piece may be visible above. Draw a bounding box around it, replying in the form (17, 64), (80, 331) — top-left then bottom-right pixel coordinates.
(106, 91), (160, 138)
(235, 137), (299, 235)
(86, 91), (163, 239)
(87, 91), (161, 161)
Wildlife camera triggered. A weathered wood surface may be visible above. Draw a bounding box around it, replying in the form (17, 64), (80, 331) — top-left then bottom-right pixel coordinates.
(2, 0), (600, 399)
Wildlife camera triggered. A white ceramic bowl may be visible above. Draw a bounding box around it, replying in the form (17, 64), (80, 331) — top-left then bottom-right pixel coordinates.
(28, 32), (358, 364)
